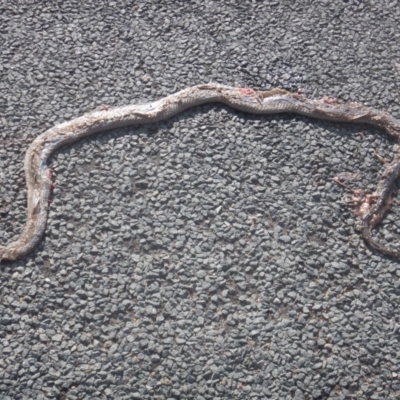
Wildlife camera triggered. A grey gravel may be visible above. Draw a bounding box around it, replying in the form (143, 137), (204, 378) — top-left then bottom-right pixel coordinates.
(1, 1), (400, 399)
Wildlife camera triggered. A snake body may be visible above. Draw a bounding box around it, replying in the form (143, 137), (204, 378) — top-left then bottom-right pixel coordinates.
(2, 83), (400, 261)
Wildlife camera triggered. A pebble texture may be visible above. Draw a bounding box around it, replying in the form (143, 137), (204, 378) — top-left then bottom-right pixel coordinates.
(1, 1), (400, 399)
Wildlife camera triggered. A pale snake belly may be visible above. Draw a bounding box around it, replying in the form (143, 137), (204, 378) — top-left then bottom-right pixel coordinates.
(1, 84), (400, 261)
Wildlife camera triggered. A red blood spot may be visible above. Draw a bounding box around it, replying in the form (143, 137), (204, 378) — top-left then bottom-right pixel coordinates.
(45, 169), (54, 191)
(99, 105), (110, 111)
(321, 96), (338, 104)
(45, 168), (53, 182)
(237, 88), (256, 96)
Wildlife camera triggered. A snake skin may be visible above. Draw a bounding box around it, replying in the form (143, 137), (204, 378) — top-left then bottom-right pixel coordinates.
(1, 84), (400, 261)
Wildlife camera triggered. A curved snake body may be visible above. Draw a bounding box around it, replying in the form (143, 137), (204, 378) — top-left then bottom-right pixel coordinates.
(1, 84), (400, 261)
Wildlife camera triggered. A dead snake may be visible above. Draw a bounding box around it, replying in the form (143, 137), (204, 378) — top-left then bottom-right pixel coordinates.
(1, 84), (400, 261)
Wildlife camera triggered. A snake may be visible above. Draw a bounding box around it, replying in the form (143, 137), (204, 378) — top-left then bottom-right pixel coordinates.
(1, 83), (400, 261)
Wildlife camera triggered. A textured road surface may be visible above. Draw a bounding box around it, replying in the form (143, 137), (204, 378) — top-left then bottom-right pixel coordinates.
(1, 1), (400, 399)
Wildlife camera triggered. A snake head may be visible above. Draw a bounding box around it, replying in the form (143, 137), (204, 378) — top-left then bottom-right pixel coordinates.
(0, 247), (18, 262)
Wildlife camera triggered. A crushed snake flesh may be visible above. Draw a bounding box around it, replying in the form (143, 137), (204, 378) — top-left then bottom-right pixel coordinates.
(1, 84), (400, 261)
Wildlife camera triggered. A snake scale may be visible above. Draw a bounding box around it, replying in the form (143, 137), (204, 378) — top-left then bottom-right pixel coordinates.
(1, 83), (400, 261)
